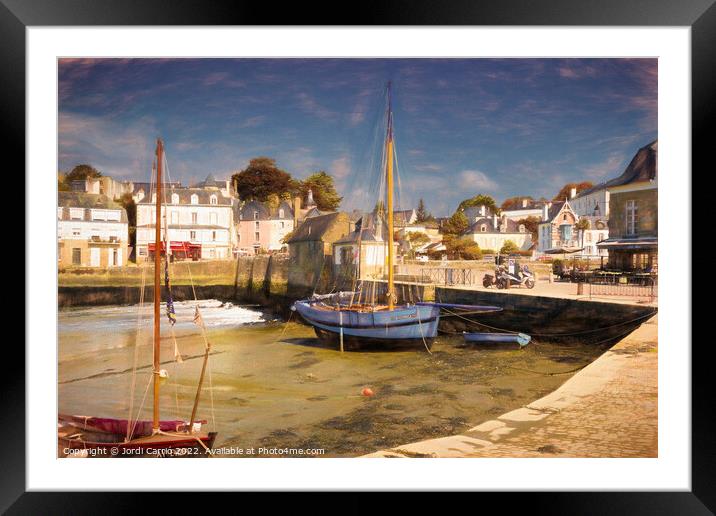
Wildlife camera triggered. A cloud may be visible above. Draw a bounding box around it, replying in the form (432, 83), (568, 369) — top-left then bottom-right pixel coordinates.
(459, 169), (498, 192)
(296, 92), (337, 121)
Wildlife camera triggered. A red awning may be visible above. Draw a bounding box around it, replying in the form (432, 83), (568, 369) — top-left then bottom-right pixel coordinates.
(148, 241), (201, 252)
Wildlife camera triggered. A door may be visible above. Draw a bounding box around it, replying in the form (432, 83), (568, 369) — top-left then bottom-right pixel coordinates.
(90, 247), (100, 267)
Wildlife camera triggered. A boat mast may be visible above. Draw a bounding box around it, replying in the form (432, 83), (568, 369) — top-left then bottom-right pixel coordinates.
(385, 82), (396, 310)
(153, 138), (163, 432)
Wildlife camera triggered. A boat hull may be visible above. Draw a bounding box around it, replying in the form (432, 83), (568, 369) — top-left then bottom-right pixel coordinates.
(462, 332), (531, 348)
(293, 300), (440, 351)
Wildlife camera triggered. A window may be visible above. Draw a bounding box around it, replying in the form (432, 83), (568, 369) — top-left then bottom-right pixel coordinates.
(191, 194), (199, 205)
(69, 208), (84, 220)
(253, 210), (259, 220)
(480, 225), (486, 232)
(255, 231), (260, 242)
(72, 228), (81, 237)
(279, 208), (284, 218)
(72, 248), (81, 265)
(255, 221), (260, 230)
(519, 224), (525, 233)
(210, 212), (217, 225)
(172, 193), (179, 204)
(138, 247), (147, 256)
(190, 231), (196, 240)
(210, 195), (217, 205)
(280, 221), (285, 229)
(170, 211), (178, 224)
(191, 212), (198, 224)
(212, 231), (216, 241)
(626, 200), (638, 236)
(559, 224), (572, 242)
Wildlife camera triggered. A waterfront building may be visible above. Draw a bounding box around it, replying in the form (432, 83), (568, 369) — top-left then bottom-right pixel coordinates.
(57, 192), (129, 268)
(286, 212), (351, 295)
(135, 188), (234, 261)
(130, 180), (183, 203)
(465, 213), (533, 253)
(333, 213), (398, 280)
(195, 173), (234, 198)
(236, 199), (294, 255)
(536, 200), (580, 254)
(597, 140), (658, 271)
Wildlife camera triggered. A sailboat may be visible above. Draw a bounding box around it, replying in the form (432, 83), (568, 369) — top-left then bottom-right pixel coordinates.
(58, 139), (218, 456)
(292, 84), (502, 351)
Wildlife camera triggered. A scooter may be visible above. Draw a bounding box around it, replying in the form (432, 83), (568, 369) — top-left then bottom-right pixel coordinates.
(496, 264), (535, 289)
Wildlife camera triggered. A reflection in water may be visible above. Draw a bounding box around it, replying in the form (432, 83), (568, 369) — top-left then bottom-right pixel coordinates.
(58, 301), (608, 457)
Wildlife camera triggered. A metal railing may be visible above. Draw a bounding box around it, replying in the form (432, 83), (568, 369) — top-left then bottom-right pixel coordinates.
(588, 277), (657, 301)
(420, 268), (475, 286)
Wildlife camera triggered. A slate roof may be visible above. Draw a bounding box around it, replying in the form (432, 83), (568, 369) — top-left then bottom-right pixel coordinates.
(238, 200), (294, 221)
(576, 140), (658, 198)
(466, 216), (524, 234)
(137, 188), (232, 206)
(334, 212), (387, 244)
(286, 212), (349, 243)
(57, 192), (128, 222)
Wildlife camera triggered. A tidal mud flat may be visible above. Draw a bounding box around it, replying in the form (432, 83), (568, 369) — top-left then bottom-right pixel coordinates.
(58, 300), (612, 457)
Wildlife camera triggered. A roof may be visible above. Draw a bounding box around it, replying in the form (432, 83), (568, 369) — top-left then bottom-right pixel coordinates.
(463, 205), (494, 221)
(57, 192), (128, 222)
(393, 209), (416, 226)
(239, 200), (294, 221)
(137, 188), (232, 206)
(576, 140), (658, 198)
(466, 216), (524, 234)
(540, 201), (577, 223)
(334, 212), (387, 244)
(286, 212), (349, 243)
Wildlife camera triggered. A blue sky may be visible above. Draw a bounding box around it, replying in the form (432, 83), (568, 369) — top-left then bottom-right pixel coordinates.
(58, 58), (656, 216)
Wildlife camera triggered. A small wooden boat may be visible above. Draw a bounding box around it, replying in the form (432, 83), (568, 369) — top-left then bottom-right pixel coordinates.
(462, 331), (531, 348)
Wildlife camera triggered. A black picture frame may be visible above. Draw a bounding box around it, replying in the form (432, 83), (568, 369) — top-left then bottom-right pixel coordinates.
(5, 0), (707, 511)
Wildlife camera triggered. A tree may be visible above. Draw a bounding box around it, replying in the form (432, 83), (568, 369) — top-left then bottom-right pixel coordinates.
(118, 192), (137, 253)
(517, 215), (541, 244)
(66, 164), (102, 182)
(457, 194), (498, 214)
(445, 236), (481, 260)
(441, 210), (469, 236)
(415, 198), (434, 222)
(299, 171), (342, 211)
(58, 177), (70, 191)
(575, 218), (591, 249)
(501, 196), (533, 211)
(406, 231), (430, 249)
(500, 240), (519, 255)
(232, 157), (293, 202)
(553, 181), (593, 201)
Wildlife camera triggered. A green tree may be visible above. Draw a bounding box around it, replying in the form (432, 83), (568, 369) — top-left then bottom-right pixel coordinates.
(445, 236), (481, 260)
(500, 239), (519, 255)
(299, 171), (342, 211)
(66, 164), (102, 182)
(58, 177), (70, 191)
(442, 210), (469, 236)
(232, 157), (293, 201)
(118, 192), (137, 253)
(457, 194), (498, 214)
(415, 198), (434, 222)
(406, 231), (430, 248)
(553, 181), (593, 201)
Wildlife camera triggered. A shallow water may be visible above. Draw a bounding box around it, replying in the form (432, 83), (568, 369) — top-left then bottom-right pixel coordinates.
(58, 300), (608, 457)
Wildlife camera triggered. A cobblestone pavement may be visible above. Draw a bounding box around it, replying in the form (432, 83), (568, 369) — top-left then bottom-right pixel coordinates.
(364, 316), (658, 458)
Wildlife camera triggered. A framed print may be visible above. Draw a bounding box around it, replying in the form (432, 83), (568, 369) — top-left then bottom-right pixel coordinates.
(5, 0), (710, 511)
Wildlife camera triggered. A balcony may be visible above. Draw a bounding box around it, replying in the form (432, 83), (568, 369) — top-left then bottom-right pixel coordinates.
(88, 235), (121, 246)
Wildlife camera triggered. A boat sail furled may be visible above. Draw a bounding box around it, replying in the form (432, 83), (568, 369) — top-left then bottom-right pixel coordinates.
(58, 139), (217, 455)
(293, 84), (501, 351)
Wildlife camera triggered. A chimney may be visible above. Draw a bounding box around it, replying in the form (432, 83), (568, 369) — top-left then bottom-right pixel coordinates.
(522, 198), (529, 208)
(570, 187), (577, 199)
(292, 195), (301, 229)
(306, 188), (316, 207)
(542, 203), (549, 221)
(492, 213), (498, 230)
(480, 205), (486, 217)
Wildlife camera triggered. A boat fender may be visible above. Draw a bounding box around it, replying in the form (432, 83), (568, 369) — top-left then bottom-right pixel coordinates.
(361, 387), (374, 397)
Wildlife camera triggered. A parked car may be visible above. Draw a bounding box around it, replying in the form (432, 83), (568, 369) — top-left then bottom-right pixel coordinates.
(415, 255), (429, 262)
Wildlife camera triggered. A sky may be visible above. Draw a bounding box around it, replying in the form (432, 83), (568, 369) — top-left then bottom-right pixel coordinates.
(58, 58), (657, 216)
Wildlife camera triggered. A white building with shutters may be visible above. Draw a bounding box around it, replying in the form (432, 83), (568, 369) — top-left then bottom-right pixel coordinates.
(135, 188), (235, 261)
(57, 192), (129, 268)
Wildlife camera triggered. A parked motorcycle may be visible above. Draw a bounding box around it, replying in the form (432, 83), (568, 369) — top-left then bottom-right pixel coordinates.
(496, 264), (535, 289)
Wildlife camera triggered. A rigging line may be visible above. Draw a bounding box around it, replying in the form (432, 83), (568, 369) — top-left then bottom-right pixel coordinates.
(128, 374), (153, 441)
(126, 257), (148, 441)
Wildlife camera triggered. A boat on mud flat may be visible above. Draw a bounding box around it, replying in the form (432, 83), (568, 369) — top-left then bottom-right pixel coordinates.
(58, 138), (218, 456)
(462, 331), (532, 348)
(292, 83), (503, 351)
